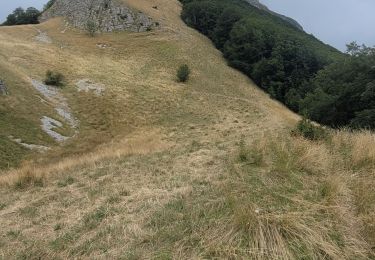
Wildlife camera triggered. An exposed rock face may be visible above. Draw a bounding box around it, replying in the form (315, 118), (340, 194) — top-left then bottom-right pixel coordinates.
(245, 0), (268, 10)
(245, 0), (303, 31)
(40, 0), (155, 32)
(0, 80), (8, 95)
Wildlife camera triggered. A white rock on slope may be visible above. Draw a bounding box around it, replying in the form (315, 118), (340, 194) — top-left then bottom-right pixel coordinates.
(31, 79), (78, 142)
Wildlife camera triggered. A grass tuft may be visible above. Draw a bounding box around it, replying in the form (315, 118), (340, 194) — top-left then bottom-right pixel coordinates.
(144, 131), (372, 259)
(83, 206), (109, 230)
(57, 176), (75, 187)
(13, 170), (45, 190)
(291, 117), (329, 141)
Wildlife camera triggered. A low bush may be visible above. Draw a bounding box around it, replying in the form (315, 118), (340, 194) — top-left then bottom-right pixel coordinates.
(177, 64), (190, 83)
(85, 20), (98, 37)
(44, 70), (64, 86)
(292, 118), (329, 141)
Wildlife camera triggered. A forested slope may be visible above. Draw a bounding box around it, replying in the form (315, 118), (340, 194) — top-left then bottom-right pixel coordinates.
(180, 0), (375, 129)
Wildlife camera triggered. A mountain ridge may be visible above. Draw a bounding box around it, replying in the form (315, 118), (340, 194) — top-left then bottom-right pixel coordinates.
(245, 0), (304, 30)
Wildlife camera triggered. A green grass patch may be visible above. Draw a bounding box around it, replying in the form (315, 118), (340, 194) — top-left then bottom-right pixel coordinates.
(19, 206), (38, 218)
(0, 136), (28, 169)
(0, 65), (56, 169)
(83, 206), (109, 230)
(57, 176), (75, 187)
(0, 203), (6, 210)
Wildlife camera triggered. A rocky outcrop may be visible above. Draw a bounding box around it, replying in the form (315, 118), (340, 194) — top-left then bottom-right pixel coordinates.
(40, 0), (156, 32)
(0, 80), (8, 95)
(245, 0), (303, 31)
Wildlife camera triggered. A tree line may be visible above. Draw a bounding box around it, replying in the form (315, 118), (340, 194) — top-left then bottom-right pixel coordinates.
(1, 1), (56, 26)
(302, 43), (375, 129)
(2, 7), (40, 26)
(180, 0), (374, 130)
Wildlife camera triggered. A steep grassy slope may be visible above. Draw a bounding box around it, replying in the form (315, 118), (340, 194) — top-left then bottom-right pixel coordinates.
(0, 31), (61, 168)
(0, 0), (296, 168)
(0, 0), (374, 259)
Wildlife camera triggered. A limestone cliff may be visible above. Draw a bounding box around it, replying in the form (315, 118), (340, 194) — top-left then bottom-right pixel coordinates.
(40, 0), (156, 32)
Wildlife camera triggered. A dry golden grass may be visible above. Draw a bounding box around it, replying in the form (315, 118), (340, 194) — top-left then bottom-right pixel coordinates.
(0, 0), (374, 259)
(330, 130), (375, 251)
(332, 130), (375, 169)
(133, 130), (373, 259)
(0, 128), (168, 187)
(229, 134), (371, 259)
(0, 0), (297, 168)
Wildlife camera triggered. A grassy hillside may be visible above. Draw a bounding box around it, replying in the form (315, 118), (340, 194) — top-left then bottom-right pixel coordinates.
(0, 0), (374, 259)
(0, 42), (58, 168)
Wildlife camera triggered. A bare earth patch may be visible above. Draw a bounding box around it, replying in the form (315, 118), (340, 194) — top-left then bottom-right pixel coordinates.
(34, 28), (52, 44)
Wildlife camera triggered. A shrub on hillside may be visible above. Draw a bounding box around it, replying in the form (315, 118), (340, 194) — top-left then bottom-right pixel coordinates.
(177, 64), (190, 83)
(291, 118), (329, 141)
(44, 70), (64, 87)
(85, 20), (98, 37)
(237, 139), (263, 166)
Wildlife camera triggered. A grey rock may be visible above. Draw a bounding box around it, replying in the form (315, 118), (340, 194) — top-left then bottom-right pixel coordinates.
(31, 79), (78, 129)
(40, 0), (156, 33)
(31, 79), (78, 142)
(41, 116), (68, 142)
(8, 136), (50, 152)
(0, 80), (8, 95)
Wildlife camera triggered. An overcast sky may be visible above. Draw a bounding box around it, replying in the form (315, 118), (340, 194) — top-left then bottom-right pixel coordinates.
(1, 0), (375, 51)
(262, 0), (375, 51)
